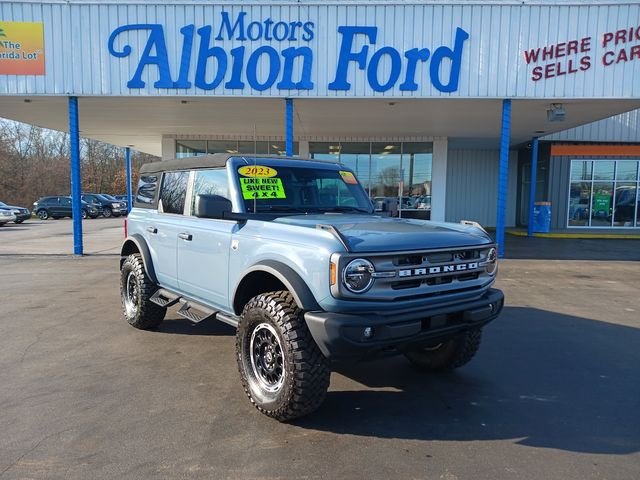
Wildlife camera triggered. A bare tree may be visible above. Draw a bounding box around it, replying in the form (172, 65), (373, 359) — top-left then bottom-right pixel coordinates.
(0, 119), (157, 207)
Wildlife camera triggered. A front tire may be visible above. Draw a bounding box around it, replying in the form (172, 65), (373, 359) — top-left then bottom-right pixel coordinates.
(236, 291), (331, 421)
(102, 207), (112, 218)
(120, 253), (166, 330)
(81, 209), (88, 219)
(404, 328), (482, 372)
(37, 209), (49, 220)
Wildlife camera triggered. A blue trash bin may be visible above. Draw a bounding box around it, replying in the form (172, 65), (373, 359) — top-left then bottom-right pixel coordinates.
(533, 202), (551, 233)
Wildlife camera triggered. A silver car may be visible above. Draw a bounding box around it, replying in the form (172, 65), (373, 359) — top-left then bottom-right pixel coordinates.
(0, 208), (17, 226)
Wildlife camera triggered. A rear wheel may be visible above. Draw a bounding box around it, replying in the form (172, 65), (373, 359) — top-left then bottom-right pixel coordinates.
(120, 253), (166, 330)
(37, 209), (49, 220)
(236, 291), (331, 421)
(404, 328), (482, 372)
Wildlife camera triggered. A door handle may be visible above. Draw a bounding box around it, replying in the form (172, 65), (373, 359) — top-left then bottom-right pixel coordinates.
(146, 226), (157, 234)
(178, 232), (192, 241)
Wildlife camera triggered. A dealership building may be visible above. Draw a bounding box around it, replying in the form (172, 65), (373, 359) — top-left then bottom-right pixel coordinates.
(1, 0), (640, 254)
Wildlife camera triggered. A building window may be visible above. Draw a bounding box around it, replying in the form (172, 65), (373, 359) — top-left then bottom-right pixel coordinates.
(177, 139), (299, 157)
(309, 141), (432, 212)
(176, 140), (206, 158)
(568, 159), (639, 228)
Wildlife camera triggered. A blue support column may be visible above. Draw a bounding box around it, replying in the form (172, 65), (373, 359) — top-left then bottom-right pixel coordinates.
(125, 147), (132, 214)
(496, 99), (511, 259)
(285, 98), (293, 156)
(527, 137), (539, 237)
(68, 96), (83, 256)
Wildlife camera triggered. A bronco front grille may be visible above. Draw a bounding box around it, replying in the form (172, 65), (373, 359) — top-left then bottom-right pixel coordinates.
(331, 244), (496, 301)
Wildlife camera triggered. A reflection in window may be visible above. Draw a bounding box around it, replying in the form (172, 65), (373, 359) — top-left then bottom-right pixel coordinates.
(613, 183), (637, 227)
(570, 160), (592, 181)
(370, 143), (401, 199)
(177, 140), (298, 157)
(593, 161), (615, 180)
(160, 171), (189, 214)
(568, 182), (591, 226)
(136, 175), (158, 205)
(616, 161), (638, 181)
(568, 160), (639, 228)
(191, 169), (229, 214)
(176, 140), (206, 158)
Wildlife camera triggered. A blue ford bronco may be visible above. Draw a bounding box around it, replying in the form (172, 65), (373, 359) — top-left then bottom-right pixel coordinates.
(120, 154), (503, 421)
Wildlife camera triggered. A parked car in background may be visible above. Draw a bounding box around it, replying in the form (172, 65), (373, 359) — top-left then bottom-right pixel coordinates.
(81, 193), (127, 218)
(113, 195), (129, 210)
(0, 201), (31, 223)
(32, 196), (102, 220)
(100, 194), (129, 216)
(0, 208), (17, 226)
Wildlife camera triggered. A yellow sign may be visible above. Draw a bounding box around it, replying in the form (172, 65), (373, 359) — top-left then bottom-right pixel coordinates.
(0, 21), (45, 75)
(339, 170), (358, 185)
(240, 177), (286, 200)
(238, 165), (278, 178)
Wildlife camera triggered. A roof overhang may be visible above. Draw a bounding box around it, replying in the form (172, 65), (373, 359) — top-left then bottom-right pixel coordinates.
(1, 96), (639, 156)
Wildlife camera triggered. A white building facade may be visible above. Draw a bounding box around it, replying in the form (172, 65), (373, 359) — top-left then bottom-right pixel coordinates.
(1, 0), (640, 238)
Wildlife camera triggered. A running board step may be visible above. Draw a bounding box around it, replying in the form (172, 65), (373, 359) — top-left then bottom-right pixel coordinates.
(150, 289), (180, 308)
(176, 301), (217, 324)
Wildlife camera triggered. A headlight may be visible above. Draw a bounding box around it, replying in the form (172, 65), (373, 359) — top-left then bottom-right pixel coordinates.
(484, 247), (498, 275)
(342, 258), (374, 293)
(112, 202), (119, 208)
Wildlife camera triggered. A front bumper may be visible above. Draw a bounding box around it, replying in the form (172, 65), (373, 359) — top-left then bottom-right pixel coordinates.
(15, 212), (31, 221)
(304, 288), (504, 360)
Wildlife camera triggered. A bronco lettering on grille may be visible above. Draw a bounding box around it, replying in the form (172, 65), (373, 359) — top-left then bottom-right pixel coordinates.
(398, 262), (479, 278)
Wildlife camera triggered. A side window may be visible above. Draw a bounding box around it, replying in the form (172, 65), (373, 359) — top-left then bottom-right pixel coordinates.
(136, 175), (159, 206)
(61, 197), (71, 206)
(160, 171), (189, 214)
(191, 169), (230, 214)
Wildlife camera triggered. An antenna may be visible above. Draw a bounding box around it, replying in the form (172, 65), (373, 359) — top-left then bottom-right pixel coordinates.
(253, 123), (257, 213)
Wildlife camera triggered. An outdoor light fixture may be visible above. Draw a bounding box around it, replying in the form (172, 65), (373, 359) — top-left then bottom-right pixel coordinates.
(547, 103), (565, 122)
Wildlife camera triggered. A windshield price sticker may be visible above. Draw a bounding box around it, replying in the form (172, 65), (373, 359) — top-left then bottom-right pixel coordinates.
(238, 165), (278, 178)
(240, 177), (287, 200)
(339, 171), (358, 185)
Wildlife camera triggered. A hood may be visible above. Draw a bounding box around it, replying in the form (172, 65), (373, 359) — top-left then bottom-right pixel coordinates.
(273, 214), (493, 252)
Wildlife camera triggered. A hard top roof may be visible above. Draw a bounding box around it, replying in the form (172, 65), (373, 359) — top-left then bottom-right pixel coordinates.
(139, 153), (338, 175)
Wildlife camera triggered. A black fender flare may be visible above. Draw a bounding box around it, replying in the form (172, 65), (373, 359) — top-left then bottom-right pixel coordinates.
(233, 260), (321, 312)
(120, 234), (158, 284)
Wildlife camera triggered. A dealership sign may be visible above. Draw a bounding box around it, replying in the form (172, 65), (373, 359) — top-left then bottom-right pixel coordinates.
(0, 21), (45, 75)
(108, 11), (468, 93)
(522, 25), (640, 82)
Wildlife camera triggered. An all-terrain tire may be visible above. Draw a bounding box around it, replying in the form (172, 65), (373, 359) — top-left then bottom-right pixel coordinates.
(120, 253), (166, 330)
(236, 291), (331, 421)
(404, 328), (482, 372)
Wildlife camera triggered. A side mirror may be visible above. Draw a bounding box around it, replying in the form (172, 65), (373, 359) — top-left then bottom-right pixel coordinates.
(194, 194), (232, 219)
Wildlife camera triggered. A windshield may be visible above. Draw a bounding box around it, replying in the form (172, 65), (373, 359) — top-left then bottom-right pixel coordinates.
(237, 163), (373, 214)
(0, 202), (6, 207)
(99, 194), (117, 201)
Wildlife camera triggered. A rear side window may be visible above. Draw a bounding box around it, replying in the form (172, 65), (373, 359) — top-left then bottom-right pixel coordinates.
(135, 175), (159, 207)
(191, 169), (230, 214)
(160, 171), (189, 214)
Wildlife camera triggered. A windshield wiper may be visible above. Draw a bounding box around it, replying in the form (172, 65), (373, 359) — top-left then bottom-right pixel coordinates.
(316, 206), (371, 213)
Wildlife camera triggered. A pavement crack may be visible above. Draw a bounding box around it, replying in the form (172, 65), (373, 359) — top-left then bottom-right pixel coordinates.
(0, 428), (73, 478)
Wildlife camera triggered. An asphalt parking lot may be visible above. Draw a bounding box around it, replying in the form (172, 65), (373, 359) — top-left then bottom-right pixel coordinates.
(1, 221), (639, 479)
